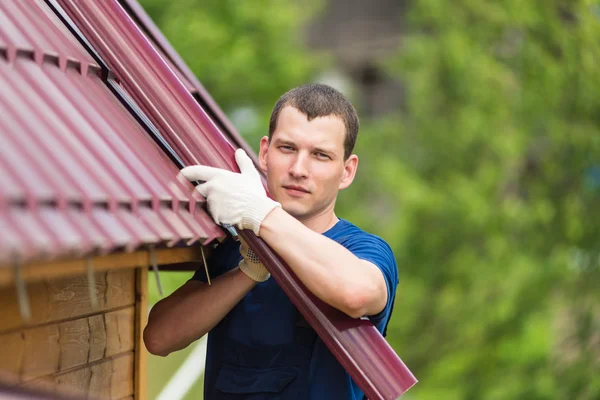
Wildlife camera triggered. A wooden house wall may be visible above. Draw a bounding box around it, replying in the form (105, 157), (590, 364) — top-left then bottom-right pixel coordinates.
(0, 267), (147, 400)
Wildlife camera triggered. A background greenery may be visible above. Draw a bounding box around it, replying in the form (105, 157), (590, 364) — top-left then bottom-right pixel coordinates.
(141, 0), (600, 399)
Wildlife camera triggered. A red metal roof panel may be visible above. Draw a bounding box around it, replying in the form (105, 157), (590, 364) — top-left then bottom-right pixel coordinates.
(63, 208), (113, 253)
(0, 125), (58, 203)
(0, 161), (26, 202)
(6, 208), (56, 259)
(36, 207), (86, 254)
(57, 0), (235, 168)
(0, 0), (99, 72)
(138, 207), (176, 244)
(0, 0), (224, 264)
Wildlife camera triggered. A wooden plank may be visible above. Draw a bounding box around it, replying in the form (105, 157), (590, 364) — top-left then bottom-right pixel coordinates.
(19, 324), (60, 381)
(0, 246), (205, 287)
(21, 352), (134, 399)
(0, 333), (26, 385)
(0, 269), (135, 333)
(105, 307), (136, 360)
(0, 307), (135, 383)
(88, 313), (108, 362)
(134, 267), (148, 400)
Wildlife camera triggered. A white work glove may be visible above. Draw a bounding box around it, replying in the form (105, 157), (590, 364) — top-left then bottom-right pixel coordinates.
(179, 149), (280, 236)
(238, 237), (270, 282)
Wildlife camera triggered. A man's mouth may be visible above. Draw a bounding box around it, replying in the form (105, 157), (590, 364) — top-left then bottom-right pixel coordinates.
(283, 185), (310, 194)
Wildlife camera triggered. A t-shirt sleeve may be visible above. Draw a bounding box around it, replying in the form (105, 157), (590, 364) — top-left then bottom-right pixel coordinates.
(342, 233), (399, 332)
(189, 237), (243, 283)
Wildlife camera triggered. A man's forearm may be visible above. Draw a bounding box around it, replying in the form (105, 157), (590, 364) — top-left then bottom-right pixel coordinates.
(259, 208), (386, 318)
(144, 267), (256, 356)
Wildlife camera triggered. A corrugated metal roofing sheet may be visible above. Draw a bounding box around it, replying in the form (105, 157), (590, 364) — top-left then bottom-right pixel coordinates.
(54, 0), (416, 397)
(0, 0), (223, 265)
(56, 0), (235, 169)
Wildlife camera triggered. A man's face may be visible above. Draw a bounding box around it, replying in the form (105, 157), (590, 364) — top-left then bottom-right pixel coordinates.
(259, 106), (358, 222)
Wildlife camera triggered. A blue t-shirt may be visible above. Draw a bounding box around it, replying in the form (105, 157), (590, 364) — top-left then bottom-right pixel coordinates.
(190, 219), (398, 399)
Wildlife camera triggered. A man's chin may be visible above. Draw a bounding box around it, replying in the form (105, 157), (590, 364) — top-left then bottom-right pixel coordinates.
(281, 203), (308, 220)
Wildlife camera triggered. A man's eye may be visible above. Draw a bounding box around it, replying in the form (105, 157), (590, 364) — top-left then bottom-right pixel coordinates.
(315, 152), (331, 160)
(280, 145), (294, 152)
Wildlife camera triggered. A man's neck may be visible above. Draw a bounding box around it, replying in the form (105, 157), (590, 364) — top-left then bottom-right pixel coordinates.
(299, 211), (339, 234)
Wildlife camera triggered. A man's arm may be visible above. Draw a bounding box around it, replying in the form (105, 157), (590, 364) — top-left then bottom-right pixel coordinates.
(143, 267), (256, 357)
(260, 207), (388, 319)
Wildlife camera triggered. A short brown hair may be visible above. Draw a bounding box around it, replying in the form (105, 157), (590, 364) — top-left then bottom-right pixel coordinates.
(268, 84), (359, 159)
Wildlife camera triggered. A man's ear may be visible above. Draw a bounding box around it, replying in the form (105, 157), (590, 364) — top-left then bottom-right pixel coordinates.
(339, 154), (358, 191)
(258, 136), (270, 173)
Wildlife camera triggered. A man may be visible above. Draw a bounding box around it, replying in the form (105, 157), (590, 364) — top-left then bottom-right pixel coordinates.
(144, 84), (398, 399)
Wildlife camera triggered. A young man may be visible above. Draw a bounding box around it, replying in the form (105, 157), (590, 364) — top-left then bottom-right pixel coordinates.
(144, 84), (398, 399)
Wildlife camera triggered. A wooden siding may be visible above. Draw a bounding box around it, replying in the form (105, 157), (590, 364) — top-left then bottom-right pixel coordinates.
(0, 269), (135, 333)
(0, 268), (138, 399)
(21, 352), (134, 399)
(0, 307), (134, 381)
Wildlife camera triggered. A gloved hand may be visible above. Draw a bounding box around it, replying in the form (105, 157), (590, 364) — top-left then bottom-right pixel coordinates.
(179, 149), (280, 236)
(238, 237), (270, 282)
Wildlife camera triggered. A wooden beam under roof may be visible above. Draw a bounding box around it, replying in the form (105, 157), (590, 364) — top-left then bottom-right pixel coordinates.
(0, 247), (205, 288)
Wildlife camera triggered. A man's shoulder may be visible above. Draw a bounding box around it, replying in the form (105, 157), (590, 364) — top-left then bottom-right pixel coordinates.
(325, 218), (368, 238)
(326, 219), (393, 252)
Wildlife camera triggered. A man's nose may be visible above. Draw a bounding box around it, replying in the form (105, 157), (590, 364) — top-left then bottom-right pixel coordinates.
(289, 153), (309, 179)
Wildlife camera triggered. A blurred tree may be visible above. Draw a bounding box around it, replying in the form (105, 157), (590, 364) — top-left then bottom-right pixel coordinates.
(337, 1), (600, 399)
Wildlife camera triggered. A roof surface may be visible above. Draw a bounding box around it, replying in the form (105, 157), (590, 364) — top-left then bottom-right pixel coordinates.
(0, 0), (223, 265)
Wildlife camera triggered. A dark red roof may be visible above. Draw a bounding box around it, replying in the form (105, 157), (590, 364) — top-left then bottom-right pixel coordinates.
(0, 0), (223, 264)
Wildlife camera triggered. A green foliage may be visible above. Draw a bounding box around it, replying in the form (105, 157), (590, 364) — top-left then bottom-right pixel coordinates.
(337, 1), (600, 398)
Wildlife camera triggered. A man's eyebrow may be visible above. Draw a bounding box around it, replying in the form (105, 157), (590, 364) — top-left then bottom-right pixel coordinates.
(272, 138), (296, 146)
(312, 146), (335, 155)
